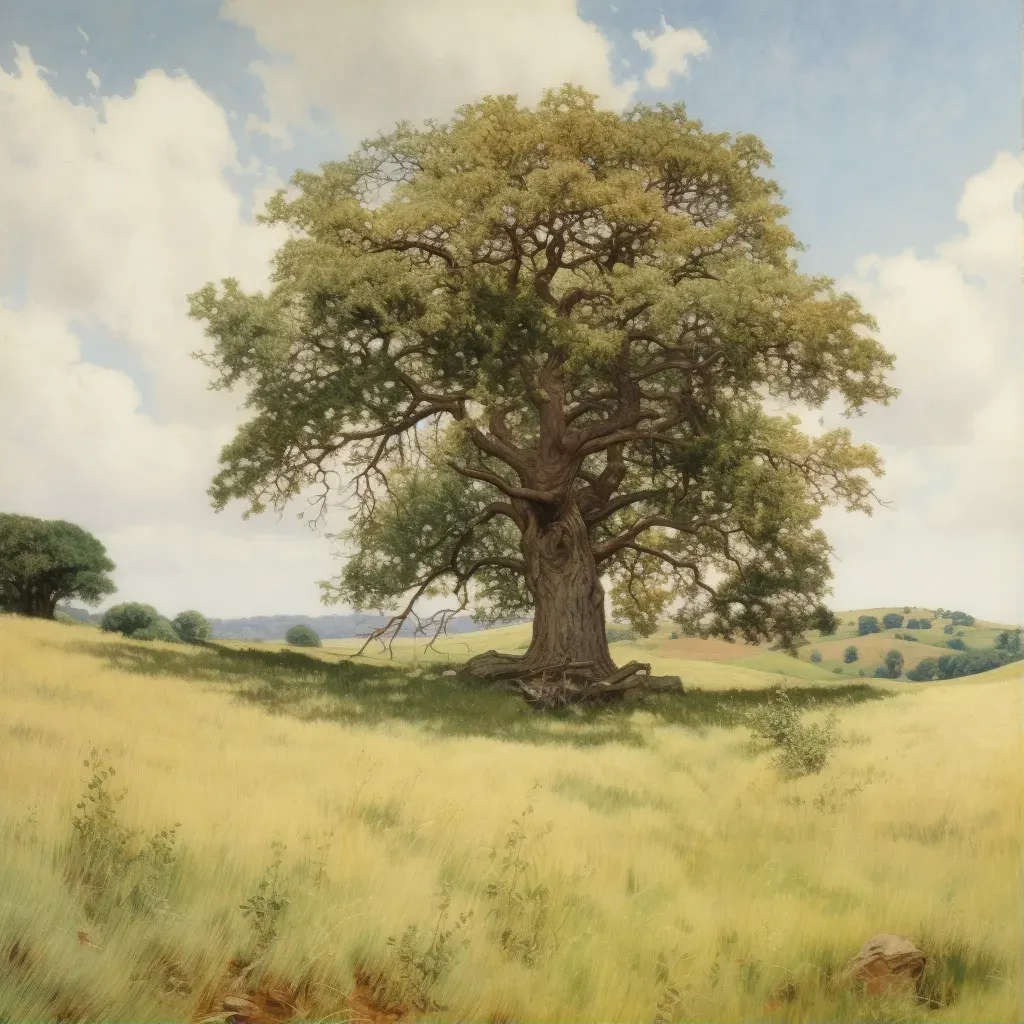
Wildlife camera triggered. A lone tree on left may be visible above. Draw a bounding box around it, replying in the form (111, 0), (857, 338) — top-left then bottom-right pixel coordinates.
(0, 513), (116, 619)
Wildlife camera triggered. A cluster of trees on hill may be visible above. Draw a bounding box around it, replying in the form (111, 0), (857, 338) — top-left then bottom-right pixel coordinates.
(100, 603), (212, 645)
(857, 613), (932, 635)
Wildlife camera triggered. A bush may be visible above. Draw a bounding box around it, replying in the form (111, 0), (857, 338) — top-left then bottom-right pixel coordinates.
(918, 618), (932, 629)
(873, 666), (889, 678)
(946, 638), (966, 651)
(950, 611), (975, 627)
(746, 689), (839, 777)
(906, 618), (920, 629)
(857, 615), (880, 636)
(906, 658), (938, 682)
(882, 613), (904, 630)
(943, 624), (954, 635)
(101, 602), (160, 637)
(172, 609), (211, 644)
(832, 667), (843, 674)
(285, 624), (322, 647)
(842, 645), (858, 663)
(809, 649), (822, 664)
(606, 625), (635, 643)
(995, 629), (1022, 655)
(132, 617), (181, 643)
(903, 606), (911, 613)
(938, 649), (1018, 678)
(882, 649), (904, 679)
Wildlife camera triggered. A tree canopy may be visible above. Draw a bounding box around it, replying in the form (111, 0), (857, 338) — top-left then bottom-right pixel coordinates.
(0, 513), (116, 619)
(190, 85), (895, 695)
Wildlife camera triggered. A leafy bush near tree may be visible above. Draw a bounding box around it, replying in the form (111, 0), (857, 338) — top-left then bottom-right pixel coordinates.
(843, 645), (858, 663)
(171, 610), (211, 645)
(809, 649), (822, 664)
(947, 638), (966, 651)
(906, 618), (920, 629)
(882, 613), (904, 630)
(918, 618), (932, 629)
(857, 615), (881, 636)
(133, 618), (181, 643)
(285, 624), (322, 647)
(101, 603), (163, 638)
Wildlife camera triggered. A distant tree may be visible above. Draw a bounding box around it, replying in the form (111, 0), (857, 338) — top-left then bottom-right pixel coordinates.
(832, 666), (843, 674)
(857, 615), (881, 636)
(843, 644), (859, 663)
(858, 668), (867, 676)
(918, 618), (932, 629)
(882, 613), (904, 630)
(133, 617), (181, 643)
(0, 513), (116, 619)
(946, 638), (966, 651)
(285, 624), (322, 648)
(809, 649), (822, 663)
(949, 611), (974, 626)
(902, 605), (911, 613)
(873, 666), (888, 678)
(189, 85), (894, 701)
(102, 602), (161, 637)
(935, 608), (945, 619)
(995, 629), (1022, 655)
(172, 609), (212, 645)
(882, 649), (904, 678)
(669, 631), (680, 640)
(943, 624), (954, 635)
(906, 618), (920, 629)
(906, 657), (938, 682)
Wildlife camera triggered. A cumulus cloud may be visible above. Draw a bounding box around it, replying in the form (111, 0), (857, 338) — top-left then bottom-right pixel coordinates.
(0, 46), (286, 424)
(220, 0), (639, 144)
(818, 152), (1024, 621)
(633, 16), (710, 89)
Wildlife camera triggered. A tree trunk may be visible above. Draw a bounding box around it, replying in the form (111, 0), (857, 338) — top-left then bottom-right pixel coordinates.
(520, 503), (616, 677)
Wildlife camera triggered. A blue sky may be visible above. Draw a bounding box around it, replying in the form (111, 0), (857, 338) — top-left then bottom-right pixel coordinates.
(0, 0), (1020, 620)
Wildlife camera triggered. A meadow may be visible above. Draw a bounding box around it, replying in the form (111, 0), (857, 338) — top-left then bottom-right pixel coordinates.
(0, 613), (1021, 1023)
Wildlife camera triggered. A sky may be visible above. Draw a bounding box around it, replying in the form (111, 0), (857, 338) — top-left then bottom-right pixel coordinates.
(0, 0), (1020, 623)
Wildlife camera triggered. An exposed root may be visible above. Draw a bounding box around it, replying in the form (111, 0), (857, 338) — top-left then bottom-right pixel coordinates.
(464, 651), (683, 709)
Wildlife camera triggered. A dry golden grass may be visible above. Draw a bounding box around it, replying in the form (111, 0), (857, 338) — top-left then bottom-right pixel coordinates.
(0, 614), (1021, 1023)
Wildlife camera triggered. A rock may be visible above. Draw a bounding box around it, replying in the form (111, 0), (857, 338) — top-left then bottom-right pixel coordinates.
(841, 934), (927, 996)
(442, 669), (457, 677)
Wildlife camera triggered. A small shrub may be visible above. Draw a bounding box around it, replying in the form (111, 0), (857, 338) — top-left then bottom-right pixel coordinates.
(842, 645), (858, 663)
(381, 885), (472, 1013)
(907, 618), (920, 629)
(944, 624), (954, 634)
(285, 624), (321, 647)
(947, 638), (966, 651)
(832, 667), (842, 674)
(132, 617), (180, 643)
(809, 649), (822, 664)
(172, 609), (211, 644)
(902, 605), (911, 613)
(873, 666), (888, 678)
(101, 602), (160, 637)
(906, 658), (939, 682)
(950, 611), (975, 626)
(240, 841), (291, 953)
(669, 631), (679, 640)
(882, 613), (904, 630)
(746, 689), (839, 777)
(918, 618), (932, 629)
(606, 625), (635, 643)
(857, 615), (880, 636)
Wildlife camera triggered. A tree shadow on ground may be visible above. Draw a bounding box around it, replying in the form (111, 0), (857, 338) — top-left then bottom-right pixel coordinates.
(61, 637), (894, 749)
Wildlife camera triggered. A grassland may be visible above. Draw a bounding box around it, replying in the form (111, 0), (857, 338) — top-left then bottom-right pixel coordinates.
(0, 613), (1021, 1023)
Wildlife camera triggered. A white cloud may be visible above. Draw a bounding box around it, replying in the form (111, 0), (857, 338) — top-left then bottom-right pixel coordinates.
(633, 16), (710, 90)
(819, 152), (1024, 622)
(85, 67), (100, 90)
(220, 0), (639, 145)
(77, 26), (90, 43)
(0, 46), (286, 424)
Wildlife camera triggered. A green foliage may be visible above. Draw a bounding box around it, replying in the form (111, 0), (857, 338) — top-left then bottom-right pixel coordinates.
(893, 631), (919, 642)
(946, 638), (966, 651)
(66, 749), (181, 920)
(382, 885), (473, 1013)
(745, 689), (839, 777)
(172, 609), (211, 644)
(190, 84), (895, 658)
(918, 618), (932, 629)
(906, 658), (938, 682)
(239, 841), (291, 952)
(943, 624), (954, 635)
(995, 629), (1021, 655)
(132, 617), (181, 643)
(950, 611), (975, 626)
(882, 649), (904, 678)
(902, 606), (911, 613)
(0, 513), (116, 618)
(102, 602), (161, 637)
(842, 645), (859, 664)
(483, 804), (573, 967)
(605, 624), (636, 643)
(857, 615), (880, 636)
(873, 666), (888, 678)
(882, 613), (904, 630)
(906, 618), (920, 629)
(809, 649), (822, 663)
(832, 666), (843, 674)
(285, 624), (322, 647)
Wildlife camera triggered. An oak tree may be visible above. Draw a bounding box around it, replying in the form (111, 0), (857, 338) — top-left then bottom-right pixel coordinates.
(0, 513), (116, 619)
(190, 86), (895, 699)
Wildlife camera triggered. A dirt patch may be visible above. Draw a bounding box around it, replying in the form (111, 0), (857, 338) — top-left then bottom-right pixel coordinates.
(655, 637), (769, 661)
